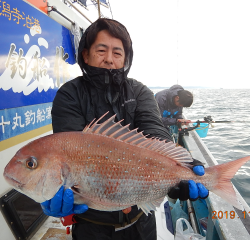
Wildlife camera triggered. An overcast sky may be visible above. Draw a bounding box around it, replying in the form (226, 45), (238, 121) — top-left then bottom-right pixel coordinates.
(104, 0), (250, 89)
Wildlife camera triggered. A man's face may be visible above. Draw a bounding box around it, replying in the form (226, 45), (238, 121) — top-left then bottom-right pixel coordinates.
(82, 30), (125, 69)
(174, 96), (184, 107)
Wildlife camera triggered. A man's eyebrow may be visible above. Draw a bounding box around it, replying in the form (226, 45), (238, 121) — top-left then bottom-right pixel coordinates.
(113, 47), (124, 52)
(95, 43), (108, 49)
(95, 44), (124, 52)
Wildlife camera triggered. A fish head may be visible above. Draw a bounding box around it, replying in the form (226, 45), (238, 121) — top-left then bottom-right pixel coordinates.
(3, 137), (65, 203)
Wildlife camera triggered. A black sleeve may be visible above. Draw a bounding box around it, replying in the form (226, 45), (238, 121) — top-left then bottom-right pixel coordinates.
(51, 79), (86, 133)
(131, 80), (172, 142)
(162, 117), (177, 126)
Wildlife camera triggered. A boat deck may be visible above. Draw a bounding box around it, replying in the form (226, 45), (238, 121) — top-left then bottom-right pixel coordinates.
(31, 217), (71, 240)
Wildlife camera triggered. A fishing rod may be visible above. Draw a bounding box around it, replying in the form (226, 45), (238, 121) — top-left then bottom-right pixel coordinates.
(178, 116), (248, 125)
(173, 115), (249, 144)
(174, 116), (248, 145)
(176, 116), (229, 141)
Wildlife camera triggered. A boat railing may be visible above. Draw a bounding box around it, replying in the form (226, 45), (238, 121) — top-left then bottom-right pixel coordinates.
(182, 127), (250, 240)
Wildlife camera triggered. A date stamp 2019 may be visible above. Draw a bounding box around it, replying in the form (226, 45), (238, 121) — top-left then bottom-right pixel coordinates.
(212, 211), (250, 219)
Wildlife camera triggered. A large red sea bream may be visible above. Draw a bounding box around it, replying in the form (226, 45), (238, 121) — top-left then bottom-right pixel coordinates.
(3, 113), (250, 215)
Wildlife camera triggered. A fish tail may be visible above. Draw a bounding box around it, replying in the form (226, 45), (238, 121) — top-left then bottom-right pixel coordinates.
(207, 156), (250, 210)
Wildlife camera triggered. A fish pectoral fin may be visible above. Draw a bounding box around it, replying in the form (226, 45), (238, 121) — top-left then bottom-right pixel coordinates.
(137, 197), (165, 216)
(70, 185), (81, 194)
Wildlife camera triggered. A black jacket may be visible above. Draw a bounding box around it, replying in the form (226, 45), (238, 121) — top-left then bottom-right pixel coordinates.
(51, 21), (172, 224)
(155, 85), (184, 126)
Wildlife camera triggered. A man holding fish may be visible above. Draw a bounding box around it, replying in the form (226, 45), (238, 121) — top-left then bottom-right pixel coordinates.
(41, 18), (208, 239)
(4, 17), (248, 240)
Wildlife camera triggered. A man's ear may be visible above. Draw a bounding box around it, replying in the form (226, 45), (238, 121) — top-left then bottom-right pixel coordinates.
(82, 49), (89, 64)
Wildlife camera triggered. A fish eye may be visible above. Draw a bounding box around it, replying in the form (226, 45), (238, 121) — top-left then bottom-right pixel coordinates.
(26, 157), (38, 169)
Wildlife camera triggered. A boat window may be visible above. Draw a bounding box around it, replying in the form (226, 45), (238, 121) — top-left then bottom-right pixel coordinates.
(0, 189), (48, 240)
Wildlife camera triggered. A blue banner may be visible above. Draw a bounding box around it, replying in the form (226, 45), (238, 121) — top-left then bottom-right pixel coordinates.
(0, 103), (52, 141)
(0, 0), (81, 110)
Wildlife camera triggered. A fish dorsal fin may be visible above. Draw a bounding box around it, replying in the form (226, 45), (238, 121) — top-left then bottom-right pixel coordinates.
(83, 113), (193, 163)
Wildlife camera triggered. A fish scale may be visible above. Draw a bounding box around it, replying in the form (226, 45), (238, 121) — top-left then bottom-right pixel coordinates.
(3, 113), (250, 215)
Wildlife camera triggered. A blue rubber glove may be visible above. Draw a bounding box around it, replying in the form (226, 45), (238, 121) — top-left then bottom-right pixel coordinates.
(189, 165), (209, 200)
(41, 186), (88, 217)
(168, 164), (209, 201)
(193, 165), (205, 176)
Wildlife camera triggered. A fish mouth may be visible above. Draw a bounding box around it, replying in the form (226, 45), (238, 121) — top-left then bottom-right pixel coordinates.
(4, 173), (25, 189)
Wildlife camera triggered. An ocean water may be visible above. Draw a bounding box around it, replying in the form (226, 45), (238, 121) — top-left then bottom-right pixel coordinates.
(153, 88), (250, 206)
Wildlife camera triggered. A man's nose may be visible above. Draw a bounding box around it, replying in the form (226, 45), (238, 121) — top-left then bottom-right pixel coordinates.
(104, 50), (113, 65)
